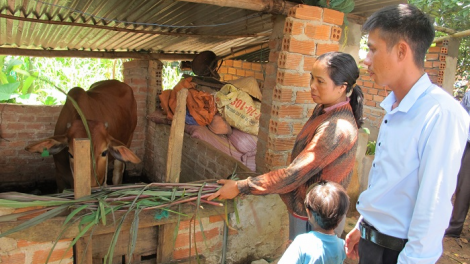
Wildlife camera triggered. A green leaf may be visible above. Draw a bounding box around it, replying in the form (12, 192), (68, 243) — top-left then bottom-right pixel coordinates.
(0, 82), (20, 101)
(63, 204), (89, 226)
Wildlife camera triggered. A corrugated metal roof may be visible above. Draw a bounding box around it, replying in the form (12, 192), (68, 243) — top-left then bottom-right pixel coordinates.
(0, 0), (405, 60)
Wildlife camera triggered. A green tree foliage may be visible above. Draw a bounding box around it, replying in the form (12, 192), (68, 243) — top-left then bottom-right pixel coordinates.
(409, 0), (470, 80)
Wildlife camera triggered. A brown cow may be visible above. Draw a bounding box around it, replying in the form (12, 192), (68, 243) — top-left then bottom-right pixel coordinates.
(25, 80), (141, 192)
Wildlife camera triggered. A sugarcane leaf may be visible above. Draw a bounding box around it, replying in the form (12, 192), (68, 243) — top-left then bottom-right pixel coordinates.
(0, 192), (70, 202)
(171, 187), (177, 201)
(233, 198), (240, 225)
(63, 204), (89, 226)
(0, 199), (71, 208)
(79, 213), (97, 227)
(0, 205), (68, 238)
(127, 207), (142, 264)
(0, 207), (51, 222)
(99, 199), (106, 226)
(46, 219), (76, 264)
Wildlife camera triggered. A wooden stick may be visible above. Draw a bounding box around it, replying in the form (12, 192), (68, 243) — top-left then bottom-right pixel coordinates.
(73, 139), (93, 264)
(434, 29), (470, 43)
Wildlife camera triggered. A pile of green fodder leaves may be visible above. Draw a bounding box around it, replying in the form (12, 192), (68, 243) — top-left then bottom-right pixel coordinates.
(0, 182), (234, 264)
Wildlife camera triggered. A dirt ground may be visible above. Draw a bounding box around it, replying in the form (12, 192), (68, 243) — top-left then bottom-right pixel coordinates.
(343, 211), (470, 264)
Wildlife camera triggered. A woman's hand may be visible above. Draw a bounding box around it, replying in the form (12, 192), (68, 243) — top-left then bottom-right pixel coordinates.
(207, 179), (240, 201)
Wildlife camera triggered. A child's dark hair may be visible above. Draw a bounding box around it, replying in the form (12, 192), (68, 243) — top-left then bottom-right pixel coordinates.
(304, 180), (350, 230)
(316, 52), (364, 128)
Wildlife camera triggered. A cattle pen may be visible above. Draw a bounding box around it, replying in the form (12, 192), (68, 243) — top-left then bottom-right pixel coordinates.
(1, 0), (464, 263)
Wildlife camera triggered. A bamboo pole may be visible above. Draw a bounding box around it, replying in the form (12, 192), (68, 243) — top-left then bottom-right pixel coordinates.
(0, 14), (269, 39)
(433, 29), (470, 43)
(0, 48), (196, 61)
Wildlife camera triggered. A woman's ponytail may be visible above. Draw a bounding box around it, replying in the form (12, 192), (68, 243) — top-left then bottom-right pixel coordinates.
(349, 85), (364, 128)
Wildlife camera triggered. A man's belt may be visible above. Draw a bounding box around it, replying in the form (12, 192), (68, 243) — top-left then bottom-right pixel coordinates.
(359, 220), (408, 252)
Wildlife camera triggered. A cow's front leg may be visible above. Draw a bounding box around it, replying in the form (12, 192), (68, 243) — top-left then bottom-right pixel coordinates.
(113, 159), (125, 185)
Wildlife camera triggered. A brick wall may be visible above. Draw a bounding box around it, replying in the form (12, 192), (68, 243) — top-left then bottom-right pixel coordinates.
(257, 5), (344, 172)
(219, 60), (265, 88)
(0, 104), (61, 190)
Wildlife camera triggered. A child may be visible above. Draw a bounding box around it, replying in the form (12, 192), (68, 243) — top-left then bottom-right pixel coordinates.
(278, 180), (349, 264)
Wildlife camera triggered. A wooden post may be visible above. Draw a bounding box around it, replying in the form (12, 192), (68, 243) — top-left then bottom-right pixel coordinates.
(73, 138), (93, 264)
(165, 88), (189, 183)
(157, 88), (189, 263)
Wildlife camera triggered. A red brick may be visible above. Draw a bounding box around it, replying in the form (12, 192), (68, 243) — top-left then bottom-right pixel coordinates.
(373, 95), (384, 102)
(368, 88), (378, 95)
(331, 26), (342, 41)
(225, 60), (233, 67)
(305, 24), (330, 40)
(273, 86), (294, 103)
(323, 8), (344, 26)
(268, 136), (296, 151)
(278, 52), (303, 70)
(277, 71), (310, 87)
(365, 101), (376, 107)
(32, 247), (73, 264)
(209, 214), (225, 223)
(364, 94), (373, 101)
(252, 63), (262, 71)
(426, 53), (439, 61)
(245, 70), (255, 77)
(6, 123), (25, 130)
(1, 252), (25, 264)
(276, 105), (305, 118)
(282, 37), (316, 56)
(236, 69), (246, 76)
(269, 120), (291, 135)
(228, 68), (237, 75)
(363, 81), (373, 88)
(296, 90), (312, 103)
(378, 90), (389, 97)
(233, 60), (242, 68)
(424, 61), (433, 68)
(219, 67), (228, 74)
(316, 43), (340, 56)
(284, 18), (304, 36)
(427, 46), (441, 53)
(288, 5), (323, 21)
(242, 62), (252, 70)
(303, 56), (316, 72)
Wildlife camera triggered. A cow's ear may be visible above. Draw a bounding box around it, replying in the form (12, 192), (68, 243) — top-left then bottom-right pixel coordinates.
(25, 135), (68, 155)
(108, 139), (141, 164)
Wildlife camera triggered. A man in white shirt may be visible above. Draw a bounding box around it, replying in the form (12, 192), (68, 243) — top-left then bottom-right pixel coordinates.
(345, 4), (470, 264)
(445, 89), (470, 238)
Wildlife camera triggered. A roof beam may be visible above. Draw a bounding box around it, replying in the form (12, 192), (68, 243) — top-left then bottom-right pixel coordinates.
(434, 29), (470, 43)
(0, 48), (196, 61)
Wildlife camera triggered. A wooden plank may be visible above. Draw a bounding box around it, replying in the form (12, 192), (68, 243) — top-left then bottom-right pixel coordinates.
(165, 88), (189, 183)
(159, 88), (189, 263)
(0, 202), (232, 242)
(73, 138), (93, 264)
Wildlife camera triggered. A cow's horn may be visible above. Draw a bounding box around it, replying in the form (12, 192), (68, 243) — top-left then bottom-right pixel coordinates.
(104, 122), (108, 129)
(66, 122), (71, 129)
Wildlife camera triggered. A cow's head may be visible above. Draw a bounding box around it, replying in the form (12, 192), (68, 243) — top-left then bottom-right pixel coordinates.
(25, 120), (141, 187)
